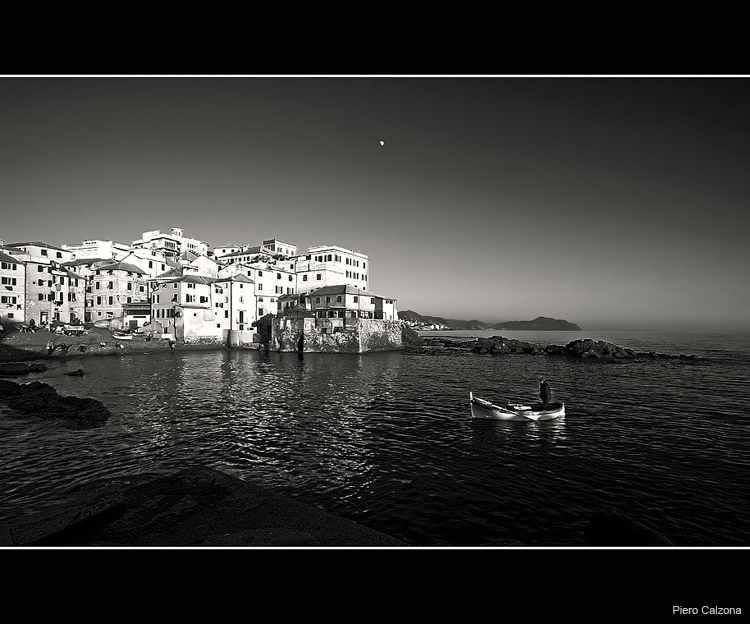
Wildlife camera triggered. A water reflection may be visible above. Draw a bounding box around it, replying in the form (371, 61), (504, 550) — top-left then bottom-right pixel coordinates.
(3, 339), (750, 545)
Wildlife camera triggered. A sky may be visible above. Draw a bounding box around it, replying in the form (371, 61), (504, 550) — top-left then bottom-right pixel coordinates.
(1, 75), (748, 331)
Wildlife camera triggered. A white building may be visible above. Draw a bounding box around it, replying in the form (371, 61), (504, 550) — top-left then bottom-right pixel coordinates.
(218, 260), (295, 320)
(132, 228), (211, 258)
(291, 245), (370, 294)
(63, 239), (131, 262)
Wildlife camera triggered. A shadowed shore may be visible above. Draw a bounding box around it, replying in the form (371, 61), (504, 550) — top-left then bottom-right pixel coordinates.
(0, 466), (408, 547)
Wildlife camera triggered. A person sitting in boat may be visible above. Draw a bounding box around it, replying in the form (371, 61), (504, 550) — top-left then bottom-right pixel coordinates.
(539, 377), (552, 409)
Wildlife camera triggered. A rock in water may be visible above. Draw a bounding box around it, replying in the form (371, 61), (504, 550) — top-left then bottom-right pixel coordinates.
(0, 362), (48, 376)
(0, 380), (110, 424)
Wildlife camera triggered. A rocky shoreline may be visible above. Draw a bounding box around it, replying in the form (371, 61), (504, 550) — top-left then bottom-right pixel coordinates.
(404, 334), (701, 361)
(1, 324), (700, 365)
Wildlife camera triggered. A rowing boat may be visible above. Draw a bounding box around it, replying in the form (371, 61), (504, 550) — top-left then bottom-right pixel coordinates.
(469, 391), (565, 421)
(111, 332), (133, 340)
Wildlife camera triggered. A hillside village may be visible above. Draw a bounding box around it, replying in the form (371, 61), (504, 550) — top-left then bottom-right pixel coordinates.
(0, 228), (401, 353)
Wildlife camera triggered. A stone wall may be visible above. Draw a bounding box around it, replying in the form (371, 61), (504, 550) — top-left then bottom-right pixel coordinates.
(227, 329), (259, 348)
(271, 317), (403, 353)
(357, 319), (403, 352)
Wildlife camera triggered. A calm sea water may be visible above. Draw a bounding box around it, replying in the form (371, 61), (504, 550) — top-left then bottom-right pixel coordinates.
(1, 330), (749, 547)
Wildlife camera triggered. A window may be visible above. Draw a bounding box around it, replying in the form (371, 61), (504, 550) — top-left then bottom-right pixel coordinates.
(337, 296), (342, 302)
(371, 298), (375, 304)
(316, 274), (321, 281)
(38, 293), (45, 300)
(108, 296), (114, 305)
(56, 252), (62, 258)
(326, 297), (331, 303)
(225, 310), (229, 318)
(108, 281), (114, 289)
(315, 297), (320, 304)
(187, 282), (195, 289)
(258, 270), (263, 277)
(41, 249), (48, 256)
(96, 296), (102, 305)
(303, 275), (308, 282)
(1, 277), (16, 285)
(38, 265), (44, 273)
(353, 296), (358, 303)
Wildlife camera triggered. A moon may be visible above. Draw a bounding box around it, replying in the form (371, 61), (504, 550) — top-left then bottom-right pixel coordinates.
(379, 140), (385, 146)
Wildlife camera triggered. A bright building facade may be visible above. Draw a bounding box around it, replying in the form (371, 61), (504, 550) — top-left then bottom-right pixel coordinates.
(291, 245), (369, 294)
(0, 250), (26, 324)
(3, 242), (82, 326)
(132, 228), (210, 259)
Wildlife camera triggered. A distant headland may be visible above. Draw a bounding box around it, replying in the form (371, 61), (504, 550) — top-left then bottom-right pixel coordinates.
(398, 310), (582, 332)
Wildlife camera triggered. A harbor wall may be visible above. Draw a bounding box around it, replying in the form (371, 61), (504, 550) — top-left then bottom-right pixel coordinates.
(271, 317), (403, 353)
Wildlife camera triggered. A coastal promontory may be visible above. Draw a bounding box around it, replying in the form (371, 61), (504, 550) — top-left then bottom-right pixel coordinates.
(399, 311), (582, 331)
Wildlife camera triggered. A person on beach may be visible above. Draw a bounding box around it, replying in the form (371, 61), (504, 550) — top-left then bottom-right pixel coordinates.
(46, 341), (55, 355)
(539, 377), (552, 409)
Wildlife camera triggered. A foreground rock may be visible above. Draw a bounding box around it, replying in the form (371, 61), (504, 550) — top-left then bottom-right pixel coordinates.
(0, 466), (406, 547)
(0, 379), (110, 424)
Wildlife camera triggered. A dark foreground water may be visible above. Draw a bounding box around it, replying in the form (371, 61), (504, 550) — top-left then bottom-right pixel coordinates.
(1, 330), (749, 547)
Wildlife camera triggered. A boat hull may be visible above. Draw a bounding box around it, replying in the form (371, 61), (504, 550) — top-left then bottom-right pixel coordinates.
(112, 333), (133, 340)
(469, 392), (564, 421)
